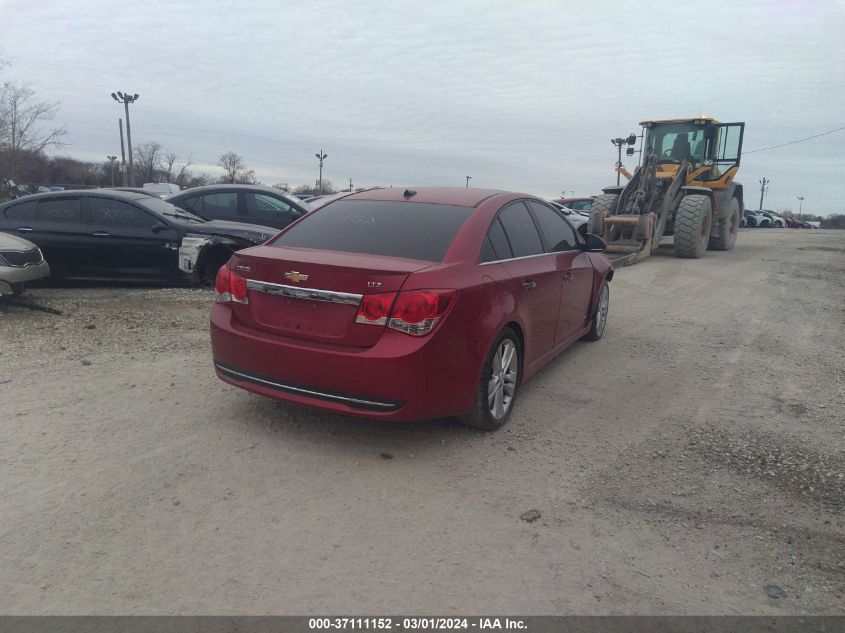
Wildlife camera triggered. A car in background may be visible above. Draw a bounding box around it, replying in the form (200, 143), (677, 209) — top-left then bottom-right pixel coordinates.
(168, 185), (312, 231)
(0, 233), (50, 296)
(211, 187), (612, 430)
(142, 182), (181, 196)
(744, 209), (769, 227)
(0, 190), (275, 284)
(767, 212), (787, 228)
(549, 201), (588, 234)
(109, 187), (168, 198)
(554, 197), (595, 213)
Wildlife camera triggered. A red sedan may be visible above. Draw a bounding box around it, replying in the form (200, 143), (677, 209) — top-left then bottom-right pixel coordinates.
(211, 187), (613, 430)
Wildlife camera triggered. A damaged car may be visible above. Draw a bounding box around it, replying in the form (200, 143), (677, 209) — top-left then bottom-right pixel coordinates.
(0, 190), (274, 284)
(0, 233), (50, 296)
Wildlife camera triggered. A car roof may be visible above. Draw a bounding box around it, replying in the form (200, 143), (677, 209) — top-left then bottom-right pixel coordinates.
(169, 184), (295, 196)
(1, 189), (151, 204)
(340, 187), (507, 207)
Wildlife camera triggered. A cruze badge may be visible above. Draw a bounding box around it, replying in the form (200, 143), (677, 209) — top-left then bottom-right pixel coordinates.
(285, 271), (309, 283)
(368, 281), (382, 288)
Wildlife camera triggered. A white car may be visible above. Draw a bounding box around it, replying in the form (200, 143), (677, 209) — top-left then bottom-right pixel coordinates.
(0, 233), (50, 296)
(549, 201), (588, 236)
(744, 210), (769, 227)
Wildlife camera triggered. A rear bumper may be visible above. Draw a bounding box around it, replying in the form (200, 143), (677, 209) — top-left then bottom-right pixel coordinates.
(0, 260), (50, 294)
(210, 304), (488, 421)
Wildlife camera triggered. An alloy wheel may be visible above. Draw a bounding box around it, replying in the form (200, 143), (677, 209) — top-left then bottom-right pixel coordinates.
(488, 339), (518, 420)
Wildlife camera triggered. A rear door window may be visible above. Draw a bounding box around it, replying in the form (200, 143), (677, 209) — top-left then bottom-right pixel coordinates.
(36, 198), (82, 222)
(497, 202), (544, 258)
(270, 200), (473, 262)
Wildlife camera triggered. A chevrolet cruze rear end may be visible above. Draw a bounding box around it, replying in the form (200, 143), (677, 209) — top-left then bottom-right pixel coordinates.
(210, 187), (612, 429)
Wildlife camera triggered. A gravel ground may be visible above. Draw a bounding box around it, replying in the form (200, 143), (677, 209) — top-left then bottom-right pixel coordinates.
(0, 228), (842, 614)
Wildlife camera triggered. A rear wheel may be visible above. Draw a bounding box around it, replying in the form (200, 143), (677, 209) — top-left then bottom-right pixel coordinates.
(460, 327), (521, 431)
(199, 245), (234, 285)
(673, 195), (712, 259)
(709, 197), (740, 251)
(588, 194), (619, 236)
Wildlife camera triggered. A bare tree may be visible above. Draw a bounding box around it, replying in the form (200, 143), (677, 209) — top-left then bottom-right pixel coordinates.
(0, 82), (66, 154)
(218, 151), (255, 184)
(133, 142), (162, 183)
(162, 151), (178, 183)
(174, 154), (194, 188)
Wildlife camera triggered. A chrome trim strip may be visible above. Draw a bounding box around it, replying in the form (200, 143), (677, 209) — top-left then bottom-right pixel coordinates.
(215, 363), (399, 409)
(478, 249), (579, 266)
(246, 279), (362, 305)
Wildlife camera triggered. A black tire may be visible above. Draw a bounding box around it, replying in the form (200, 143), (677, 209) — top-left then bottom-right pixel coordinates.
(709, 197), (740, 251)
(460, 327), (522, 431)
(673, 195), (712, 259)
(583, 280), (609, 341)
(199, 246), (234, 285)
(746, 216), (757, 228)
(588, 194), (619, 235)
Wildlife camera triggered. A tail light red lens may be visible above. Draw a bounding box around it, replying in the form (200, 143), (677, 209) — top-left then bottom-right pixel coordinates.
(356, 289), (456, 336)
(388, 290), (455, 336)
(214, 267), (249, 305)
(355, 292), (397, 325)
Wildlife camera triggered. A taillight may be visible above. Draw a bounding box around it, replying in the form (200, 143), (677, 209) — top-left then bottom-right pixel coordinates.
(355, 292), (397, 325)
(214, 267), (249, 304)
(356, 289), (456, 336)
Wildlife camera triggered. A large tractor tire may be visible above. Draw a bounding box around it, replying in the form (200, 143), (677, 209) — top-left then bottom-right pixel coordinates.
(588, 193), (619, 236)
(709, 197), (740, 251)
(673, 195), (712, 259)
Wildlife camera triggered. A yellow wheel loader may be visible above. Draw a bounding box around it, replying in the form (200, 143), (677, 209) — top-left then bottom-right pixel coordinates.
(588, 117), (745, 263)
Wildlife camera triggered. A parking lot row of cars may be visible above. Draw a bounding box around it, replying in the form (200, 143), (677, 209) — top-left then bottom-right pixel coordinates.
(741, 208), (816, 229)
(0, 184), (594, 294)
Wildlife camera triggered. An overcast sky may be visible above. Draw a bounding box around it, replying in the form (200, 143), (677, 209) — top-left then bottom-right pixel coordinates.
(1, 0), (844, 215)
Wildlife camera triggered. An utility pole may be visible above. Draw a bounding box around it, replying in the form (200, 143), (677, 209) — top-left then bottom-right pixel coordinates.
(118, 119), (127, 186)
(465, 176), (472, 188)
(758, 177), (770, 210)
(348, 177), (353, 192)
(107, 155), (117, 187)
(111, 92), (140, 186)
(797, 195), (805, 217)
(315, 149), (327, 194)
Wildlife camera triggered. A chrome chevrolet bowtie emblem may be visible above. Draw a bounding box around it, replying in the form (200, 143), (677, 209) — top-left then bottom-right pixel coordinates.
(284, 271), (309, 283)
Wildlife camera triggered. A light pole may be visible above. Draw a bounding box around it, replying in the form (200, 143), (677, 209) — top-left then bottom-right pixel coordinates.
(797, 195), (805, 217)
(611, 134), (637, 186)
(111, 92), (139, 186)
(315, 150), (327, 194)
(107, 155), (117, 187)
(758, 177), (770, 210)
(118, 119), (127, 186)
(465, 176), (472, 188)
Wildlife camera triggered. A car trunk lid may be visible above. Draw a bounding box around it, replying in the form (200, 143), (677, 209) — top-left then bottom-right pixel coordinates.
(228, 245), (433, 347)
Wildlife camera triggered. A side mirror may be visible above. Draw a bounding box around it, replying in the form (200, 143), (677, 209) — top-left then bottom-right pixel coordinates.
(151, 221), (168, 233)
(584, 233), (607, 252)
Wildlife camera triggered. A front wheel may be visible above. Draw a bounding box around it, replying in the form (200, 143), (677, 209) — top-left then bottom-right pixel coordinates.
(460, 328), (521, 431)
(673, 195), (712, 258)
(583, 281), (609, 341)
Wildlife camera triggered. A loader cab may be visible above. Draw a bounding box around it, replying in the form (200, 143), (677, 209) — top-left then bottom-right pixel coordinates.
(642, 118), (745, 181)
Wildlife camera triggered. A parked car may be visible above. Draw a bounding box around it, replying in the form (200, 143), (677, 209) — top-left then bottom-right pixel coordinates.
(554, 197), (595, 213)
(0, 233), (50, 295)
(211, 187), (613, 430)
(108, 187), (168, 198)
(0, 190), (275, 284)
(142, 182), (181, 196)
(549, 201), (588, 235)
(767, 212), (787, 228)
(167, 185), (312, 231)
(744, 209), (769, 227)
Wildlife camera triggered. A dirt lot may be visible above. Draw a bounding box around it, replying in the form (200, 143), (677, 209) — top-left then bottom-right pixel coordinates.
(0, 228), (842, 615)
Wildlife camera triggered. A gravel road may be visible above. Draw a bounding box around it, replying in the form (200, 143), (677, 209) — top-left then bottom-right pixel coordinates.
(1, 228), (842, 614)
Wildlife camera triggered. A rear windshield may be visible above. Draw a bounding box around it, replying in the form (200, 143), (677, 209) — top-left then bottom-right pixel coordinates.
(269, 200), (474, 261)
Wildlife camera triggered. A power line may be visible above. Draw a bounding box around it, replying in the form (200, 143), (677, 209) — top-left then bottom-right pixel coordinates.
(744, 125), (845, 154)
